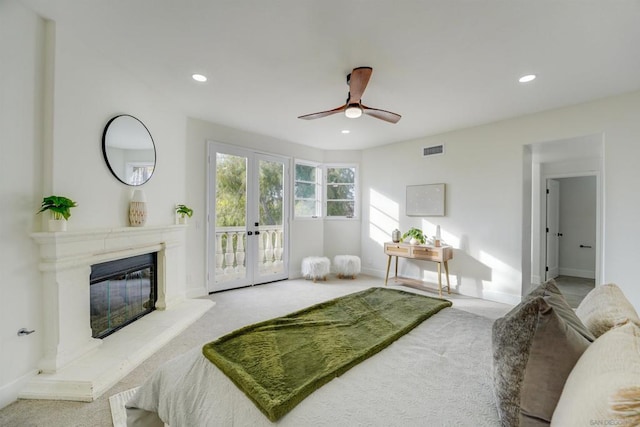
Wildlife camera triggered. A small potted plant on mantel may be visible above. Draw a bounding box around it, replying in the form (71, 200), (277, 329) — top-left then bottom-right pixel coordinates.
(402, 227), (426, 245)
(37, 195), (78, 232)
(176, 204), (194, 225)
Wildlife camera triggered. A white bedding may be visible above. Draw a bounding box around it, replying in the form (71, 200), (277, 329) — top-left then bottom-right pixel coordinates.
(126, 307), (499, 426)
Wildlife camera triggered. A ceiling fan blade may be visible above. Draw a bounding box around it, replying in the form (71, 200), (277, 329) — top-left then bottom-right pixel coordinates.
(298, 104), (346, 120)
(347, 67), (373, 104)
(362, 105), (402, 124)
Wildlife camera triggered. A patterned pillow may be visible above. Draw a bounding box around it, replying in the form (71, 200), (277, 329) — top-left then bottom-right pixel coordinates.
(492, 288), (593, 426)
(576, 283), (640, 338)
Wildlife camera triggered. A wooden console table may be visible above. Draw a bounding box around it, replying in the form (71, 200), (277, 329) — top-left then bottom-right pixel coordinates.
(384, 242), (453, 297)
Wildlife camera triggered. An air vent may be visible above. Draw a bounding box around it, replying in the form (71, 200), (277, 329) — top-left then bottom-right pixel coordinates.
(422, 144), (445, 157)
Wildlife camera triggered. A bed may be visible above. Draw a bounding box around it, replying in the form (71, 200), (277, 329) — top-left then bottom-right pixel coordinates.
(126, 282), (640, 426)
(127, 303), (499, 426)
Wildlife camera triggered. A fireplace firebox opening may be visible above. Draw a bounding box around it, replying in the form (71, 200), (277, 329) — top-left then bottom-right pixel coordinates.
(90, 253), (157, 339)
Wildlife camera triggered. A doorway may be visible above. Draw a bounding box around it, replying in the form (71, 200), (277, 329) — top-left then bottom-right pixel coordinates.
(207, 142), (290, 292)
(544, 175), (597, 306)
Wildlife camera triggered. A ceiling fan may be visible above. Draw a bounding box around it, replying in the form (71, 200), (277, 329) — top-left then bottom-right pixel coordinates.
(298, 67), (401, 124)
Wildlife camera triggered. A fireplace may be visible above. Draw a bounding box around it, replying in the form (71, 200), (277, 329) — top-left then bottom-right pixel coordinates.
(90, 253), (157, 339)
(25, 225), (215, 402)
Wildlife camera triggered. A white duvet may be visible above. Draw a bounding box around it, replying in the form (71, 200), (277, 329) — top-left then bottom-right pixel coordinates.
(126, 307), (499, 426)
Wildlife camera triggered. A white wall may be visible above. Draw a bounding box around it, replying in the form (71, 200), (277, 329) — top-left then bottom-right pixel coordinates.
(558, 176), (597, 278)
(361, 91), (640, 309)
(0, 0), (46, 409)
(50, 25), (186, 230)
(0, 2), (188, 408)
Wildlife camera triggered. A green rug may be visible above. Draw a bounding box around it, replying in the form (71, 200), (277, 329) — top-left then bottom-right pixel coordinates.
(202, 287), (452, 421)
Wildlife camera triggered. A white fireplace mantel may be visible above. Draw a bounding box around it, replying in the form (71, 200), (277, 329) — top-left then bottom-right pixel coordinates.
(22, 225), (214, 401)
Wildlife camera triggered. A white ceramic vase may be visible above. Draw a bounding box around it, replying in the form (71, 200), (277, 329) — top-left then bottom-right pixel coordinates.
(48, 219), (67, 232)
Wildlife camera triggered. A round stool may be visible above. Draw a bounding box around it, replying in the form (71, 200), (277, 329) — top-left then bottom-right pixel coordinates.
(301, 256), (330, 282)
(333, 255), (361, 279)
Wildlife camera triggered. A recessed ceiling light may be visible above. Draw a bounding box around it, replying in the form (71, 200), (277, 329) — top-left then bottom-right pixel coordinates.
(192, 74), (208, 82)
(341, 130), (351, 134)
(518, 74), (536, 83)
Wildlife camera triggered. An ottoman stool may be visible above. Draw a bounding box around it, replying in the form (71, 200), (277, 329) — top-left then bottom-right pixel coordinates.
(333, 255), (361, 279)
(301, 256), (330, 282)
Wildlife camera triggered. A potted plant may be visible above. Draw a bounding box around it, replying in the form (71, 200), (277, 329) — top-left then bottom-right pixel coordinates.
(37, 195), (78, 232)
(402, 227), (426, 245)
(176, 204), (194, 224)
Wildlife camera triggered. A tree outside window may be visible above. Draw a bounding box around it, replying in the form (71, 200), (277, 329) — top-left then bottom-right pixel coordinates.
(294, 162), (322, 218)
(326, 166), (356, 218)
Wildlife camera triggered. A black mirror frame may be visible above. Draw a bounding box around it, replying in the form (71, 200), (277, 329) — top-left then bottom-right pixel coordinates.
(102, 114), (156, 186)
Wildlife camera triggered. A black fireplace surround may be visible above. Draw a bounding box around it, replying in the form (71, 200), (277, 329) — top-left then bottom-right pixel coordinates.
(90, 253), (157, 339)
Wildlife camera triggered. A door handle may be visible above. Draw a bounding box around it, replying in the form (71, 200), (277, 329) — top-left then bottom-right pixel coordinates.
(580, 244), (592, 248)
(255, 231), (260, 235)
(557, 233), (563, 237)
(247, 231), (253, 236)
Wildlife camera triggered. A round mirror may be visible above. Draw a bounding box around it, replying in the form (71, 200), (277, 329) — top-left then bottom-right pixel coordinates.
(102, 114), (156, 186)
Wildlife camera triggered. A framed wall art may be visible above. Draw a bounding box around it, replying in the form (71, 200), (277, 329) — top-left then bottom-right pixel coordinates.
(406, 183), (445, 216)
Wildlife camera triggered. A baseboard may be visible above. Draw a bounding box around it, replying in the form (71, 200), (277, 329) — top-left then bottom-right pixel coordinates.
(481, 289), (521, 306)
(559, 268), (595, 279)
(0, 369), (38, 410)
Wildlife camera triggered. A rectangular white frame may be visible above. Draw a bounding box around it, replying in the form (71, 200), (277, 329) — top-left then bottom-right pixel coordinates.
(406, 183), (445, 216)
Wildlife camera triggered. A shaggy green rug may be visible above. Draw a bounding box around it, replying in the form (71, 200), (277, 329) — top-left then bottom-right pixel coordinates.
(202, 287), (452, 421)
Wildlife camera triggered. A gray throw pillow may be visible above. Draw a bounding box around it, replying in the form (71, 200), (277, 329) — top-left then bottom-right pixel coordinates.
(525, 279), (594, 342)
(492, 294), (592, 426)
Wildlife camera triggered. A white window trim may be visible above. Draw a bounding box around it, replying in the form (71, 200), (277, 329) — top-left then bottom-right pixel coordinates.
(293, 159), (322, 220)
(323, 163), (359, 220)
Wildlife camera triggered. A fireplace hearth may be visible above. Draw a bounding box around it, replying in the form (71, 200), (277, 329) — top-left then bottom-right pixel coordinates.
(90, 253), (157, 339)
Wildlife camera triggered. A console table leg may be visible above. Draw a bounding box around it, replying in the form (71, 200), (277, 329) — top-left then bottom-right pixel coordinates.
(437, 262), (443, 298)
(444, 261), (451, 294)
(394, 256), (398, 282)
(384, 255), (392, 286)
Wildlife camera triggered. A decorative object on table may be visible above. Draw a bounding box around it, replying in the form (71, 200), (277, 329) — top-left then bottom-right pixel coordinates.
(333, 255), (361, 279)
(175, 204), (193, 225)
(301, 256), (330, 282)
(37, 195), (77, 232)
(391, 228), (401, 243)
(402, 227), (426, 245)
(129, 189), (147, 226)
(434, 225), (442, 247)
(406, 183), (446, 216)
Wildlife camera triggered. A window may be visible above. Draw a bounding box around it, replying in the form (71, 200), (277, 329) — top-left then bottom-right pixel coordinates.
(325, 165), (357, 218)
(294, 161), (322, 218)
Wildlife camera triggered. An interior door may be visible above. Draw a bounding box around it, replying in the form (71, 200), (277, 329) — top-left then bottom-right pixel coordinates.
(207, 142), (289, 292)
(545, 179), (560, 280)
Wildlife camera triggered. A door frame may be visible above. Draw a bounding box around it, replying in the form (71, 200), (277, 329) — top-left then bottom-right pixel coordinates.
(540, 171), (602, 285)
(206, 141), (290, 293)
(545, 178), (560, 280)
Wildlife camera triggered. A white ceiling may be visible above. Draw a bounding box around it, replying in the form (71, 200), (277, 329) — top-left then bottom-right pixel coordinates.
(20, 0), (640, 150)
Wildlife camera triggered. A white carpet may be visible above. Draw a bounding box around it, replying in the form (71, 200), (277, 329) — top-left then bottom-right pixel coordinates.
(109, 387), (140, 427)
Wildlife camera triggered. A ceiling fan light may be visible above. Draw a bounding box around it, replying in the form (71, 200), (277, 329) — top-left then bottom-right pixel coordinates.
(345, 104), (363, 119)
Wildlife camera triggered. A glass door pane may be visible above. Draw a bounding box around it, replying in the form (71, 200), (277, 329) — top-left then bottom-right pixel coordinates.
(256, 157), (286, 280)
(213, 152), (250, 291)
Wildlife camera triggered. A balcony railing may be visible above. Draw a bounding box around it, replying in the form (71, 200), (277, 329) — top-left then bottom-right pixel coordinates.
(215, 225), (284, 283)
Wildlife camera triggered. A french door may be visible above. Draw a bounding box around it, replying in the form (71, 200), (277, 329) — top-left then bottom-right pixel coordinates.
(207, 142), (289, 292)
